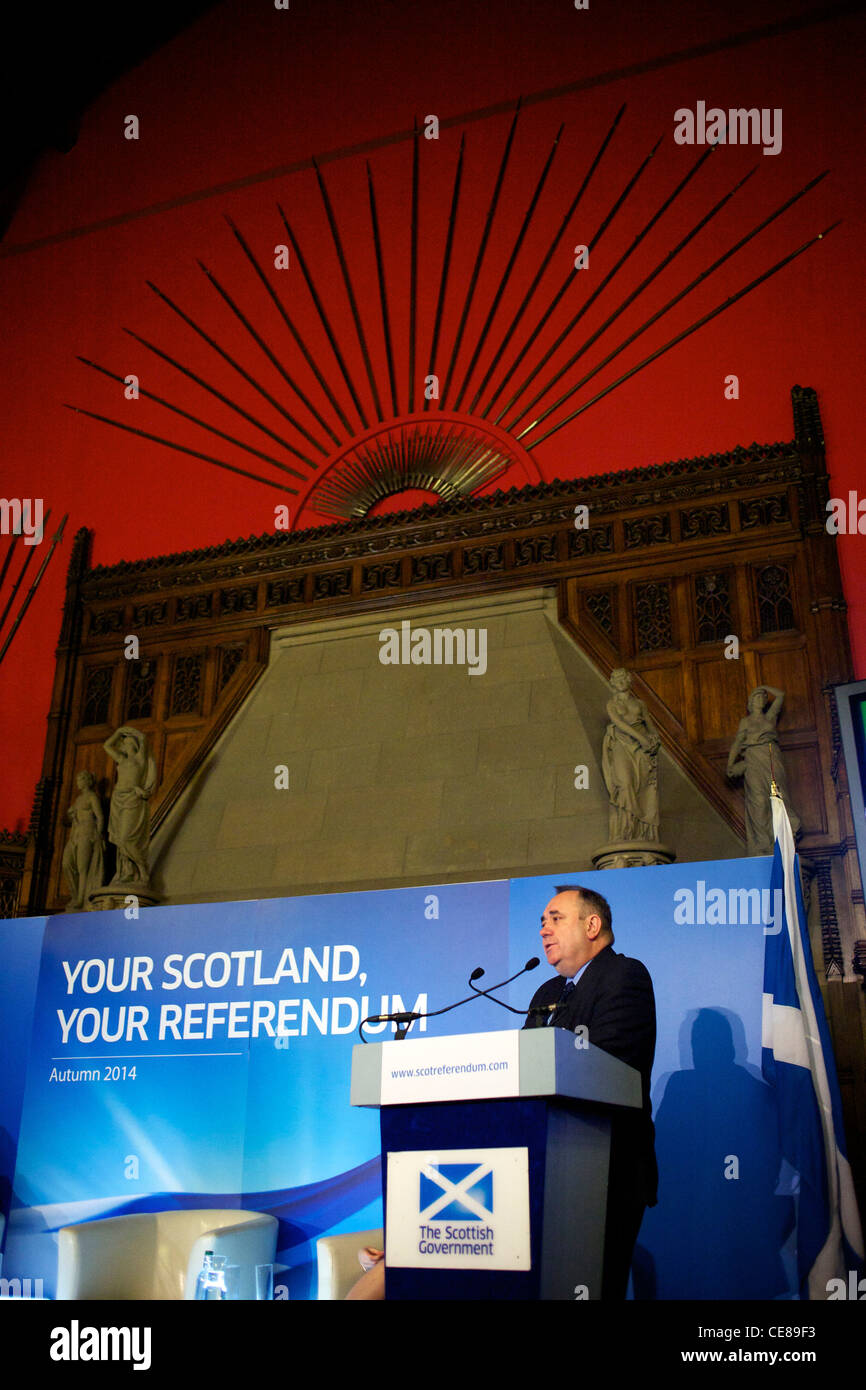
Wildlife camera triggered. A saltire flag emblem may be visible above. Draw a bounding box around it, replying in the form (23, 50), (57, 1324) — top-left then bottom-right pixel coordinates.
(762, 792), (864, 1298)
(419, 1162), (493, 1222)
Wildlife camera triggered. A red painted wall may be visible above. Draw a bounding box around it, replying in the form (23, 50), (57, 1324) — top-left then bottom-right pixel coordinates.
(1, 0), (864, 830)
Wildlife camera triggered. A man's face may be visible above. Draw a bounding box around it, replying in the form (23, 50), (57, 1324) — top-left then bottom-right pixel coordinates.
(539, 892), (598, 977)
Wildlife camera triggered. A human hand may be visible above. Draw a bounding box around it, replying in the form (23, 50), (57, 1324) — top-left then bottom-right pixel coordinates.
(358, 1247), (384, 1271)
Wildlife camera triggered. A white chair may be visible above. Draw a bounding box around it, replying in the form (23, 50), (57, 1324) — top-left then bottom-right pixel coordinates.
(316, 1227), (384, 1300)
(56, 1208), (278, 1300)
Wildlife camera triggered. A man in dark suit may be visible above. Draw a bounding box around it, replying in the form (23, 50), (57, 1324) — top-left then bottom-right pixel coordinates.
(523, 883), (657, 1299)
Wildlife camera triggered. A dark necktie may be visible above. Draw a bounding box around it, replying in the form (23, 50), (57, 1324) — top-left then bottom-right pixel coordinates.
(547, 978), (575, 1025)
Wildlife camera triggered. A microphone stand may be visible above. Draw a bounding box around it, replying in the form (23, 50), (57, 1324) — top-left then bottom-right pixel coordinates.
(358, 957), (544, 1042)
(467, 957), (540, 1016)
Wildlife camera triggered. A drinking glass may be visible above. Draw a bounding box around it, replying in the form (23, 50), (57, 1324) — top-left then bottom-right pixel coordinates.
(255, 1264), (275, 1300)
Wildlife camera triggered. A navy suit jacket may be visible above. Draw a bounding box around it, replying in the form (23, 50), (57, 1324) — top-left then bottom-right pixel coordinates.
(523, 944), (658, 1208)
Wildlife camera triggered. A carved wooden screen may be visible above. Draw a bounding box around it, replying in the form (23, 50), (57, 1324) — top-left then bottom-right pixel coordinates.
(20, 387), (856, 954)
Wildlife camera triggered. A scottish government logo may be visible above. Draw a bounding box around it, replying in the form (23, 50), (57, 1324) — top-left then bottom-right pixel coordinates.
(419, 1161), (494, 1224)
(386, 1147), (530, 1270)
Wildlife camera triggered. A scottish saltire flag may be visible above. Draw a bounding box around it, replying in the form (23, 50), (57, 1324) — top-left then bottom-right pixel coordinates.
(762, 793), (864, 1298)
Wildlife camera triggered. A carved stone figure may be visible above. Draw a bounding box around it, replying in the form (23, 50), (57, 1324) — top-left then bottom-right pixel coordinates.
(601, 668), (661, 842)
(103, 726), (157, 886)
(726, 685), (801, 855)
(61, 770), (105, 910)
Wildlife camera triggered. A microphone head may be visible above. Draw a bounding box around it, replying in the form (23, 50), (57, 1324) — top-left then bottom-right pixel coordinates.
(525, 956), (540, 971)
(469, 966), (485, 982)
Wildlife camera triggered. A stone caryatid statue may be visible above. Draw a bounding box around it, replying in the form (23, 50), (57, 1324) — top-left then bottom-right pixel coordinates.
(103, 725), (157, 887)
(726, 685), (801, 856)
(61, 769), (105, 910)
(601, 668), (661, 842)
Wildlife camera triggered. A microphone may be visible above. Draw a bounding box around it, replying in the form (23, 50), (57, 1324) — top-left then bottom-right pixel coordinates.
(359, 958), (542, 1042)
(468, 957), (541, 1015)
(470, 957), (540, 990)
(360, 1008), (422, 1043)
(363, 1011), (420, 1025)
(359, 985), (504, 1042)
(358, 957), (546, 1043)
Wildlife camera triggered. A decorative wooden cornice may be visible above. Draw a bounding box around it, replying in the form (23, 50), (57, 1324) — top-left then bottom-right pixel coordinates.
(79, 427), (814, 603)
(0, 829), (28, 847)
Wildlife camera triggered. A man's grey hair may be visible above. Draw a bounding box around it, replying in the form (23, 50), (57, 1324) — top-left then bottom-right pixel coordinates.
(554, 884), (614, 940)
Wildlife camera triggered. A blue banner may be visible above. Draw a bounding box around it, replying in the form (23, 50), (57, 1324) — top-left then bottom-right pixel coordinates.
(2, 860), (795, 1299)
